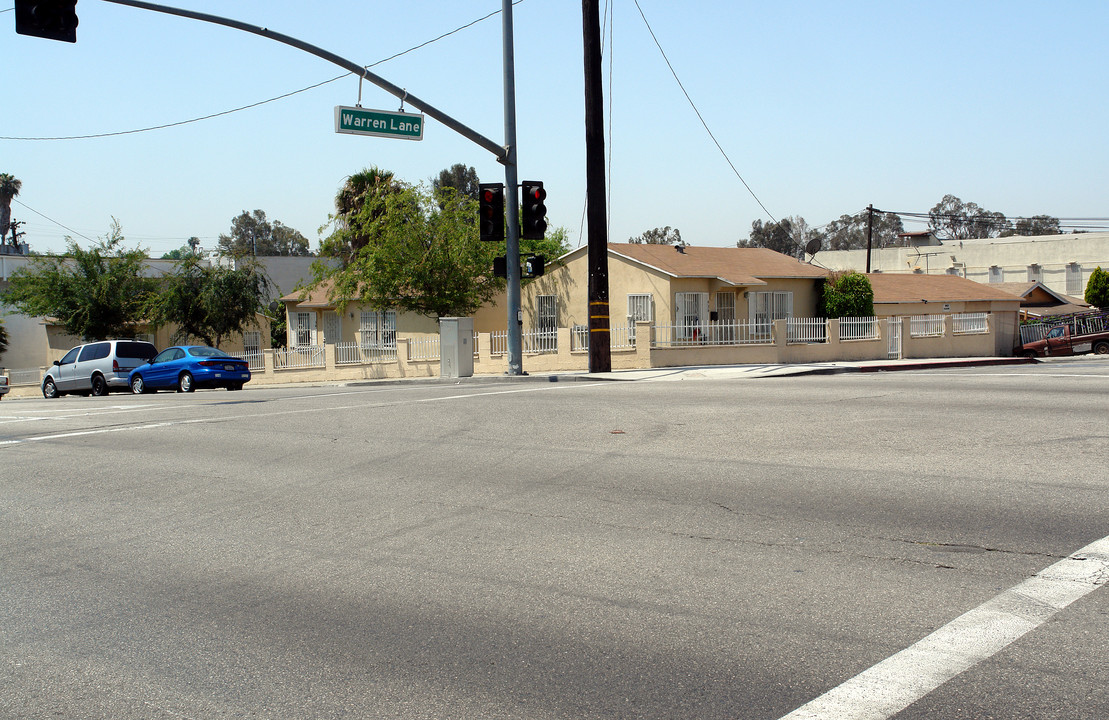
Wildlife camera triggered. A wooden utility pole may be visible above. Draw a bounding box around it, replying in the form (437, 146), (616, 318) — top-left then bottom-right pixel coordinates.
(583, 0), (611, 372)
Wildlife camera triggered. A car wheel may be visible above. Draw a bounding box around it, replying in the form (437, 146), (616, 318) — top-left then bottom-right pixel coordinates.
(1094, 341), (1109, 355)
(178, 372), (195, 393)
(227, 383), (243, 391)
(91, 375), (109, 397)
(131, 375), (147, 394)
(42, 378), (60, 399)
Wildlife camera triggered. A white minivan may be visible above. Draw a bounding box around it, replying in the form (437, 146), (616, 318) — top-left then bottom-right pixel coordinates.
(42, 340), (158, 398)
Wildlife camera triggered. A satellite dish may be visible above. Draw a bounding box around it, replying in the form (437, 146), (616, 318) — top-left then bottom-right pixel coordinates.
(805, 238), (821, 257)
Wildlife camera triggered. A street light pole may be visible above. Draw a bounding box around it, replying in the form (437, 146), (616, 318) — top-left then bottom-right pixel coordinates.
(501, 0), (523, 375)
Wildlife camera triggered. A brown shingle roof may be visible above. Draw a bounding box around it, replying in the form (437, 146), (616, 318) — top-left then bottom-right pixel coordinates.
(609, 244), (827, 286)
(866, 273), (1023, 304)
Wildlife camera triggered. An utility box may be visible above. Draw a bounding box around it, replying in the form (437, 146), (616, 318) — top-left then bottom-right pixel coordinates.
(439, 317), (474, 378)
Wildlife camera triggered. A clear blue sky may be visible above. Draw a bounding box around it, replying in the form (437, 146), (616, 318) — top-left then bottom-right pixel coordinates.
(5, 1), (1108, 257)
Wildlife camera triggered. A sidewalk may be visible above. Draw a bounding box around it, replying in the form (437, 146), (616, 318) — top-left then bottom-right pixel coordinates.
(0, 356), (1043, 399)
(575, 356), (1037, 382)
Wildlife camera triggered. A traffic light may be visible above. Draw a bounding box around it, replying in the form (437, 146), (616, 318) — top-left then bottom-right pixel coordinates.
(524, 254), (545, 278)
(478, 183), (504, 242)
(492, 255), (508, 279)
(520, 181), (547, 239)
(14, 0), (78, 43)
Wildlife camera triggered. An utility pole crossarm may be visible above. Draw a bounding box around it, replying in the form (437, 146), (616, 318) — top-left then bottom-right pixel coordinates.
(101, 0), (509, 162)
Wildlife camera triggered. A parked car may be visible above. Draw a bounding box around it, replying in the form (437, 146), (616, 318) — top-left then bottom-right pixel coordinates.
(129, 346), (251, 394)
(42, 339), (159, 399)
(0, 373), (8, 400)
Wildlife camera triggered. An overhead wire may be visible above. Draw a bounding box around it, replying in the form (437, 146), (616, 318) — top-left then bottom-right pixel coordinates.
(0, 3), (514, 142)
(631, 0), (799, 252)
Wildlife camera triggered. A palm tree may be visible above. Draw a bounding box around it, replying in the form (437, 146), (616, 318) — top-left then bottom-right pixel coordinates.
(0, 173), (22, 246)
(324, 167), (400, 265)
(334, 166), (396, 221)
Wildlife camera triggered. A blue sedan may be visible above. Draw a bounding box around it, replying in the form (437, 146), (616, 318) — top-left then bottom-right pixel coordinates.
(129, 346), (251, 394)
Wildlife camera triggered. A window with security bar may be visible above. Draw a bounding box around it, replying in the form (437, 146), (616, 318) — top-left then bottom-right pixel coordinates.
(1027, 264), (1043, 283)
(537, 295), (558, 331)
(748, 291), (792, 327)
(243, 331), (261, 355)
(627, 294), (653, 323)
(293, 312), (316, 347)
(715, 292), (736, 322)
(360, 310), (397, 349)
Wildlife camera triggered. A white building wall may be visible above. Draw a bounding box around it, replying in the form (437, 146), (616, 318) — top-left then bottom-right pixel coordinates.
(817, 232), (1109, 299)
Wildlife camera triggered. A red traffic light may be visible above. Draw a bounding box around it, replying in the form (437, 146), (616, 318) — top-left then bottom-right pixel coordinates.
(478, 183), (505, 242)
(521, 180), (547, 240)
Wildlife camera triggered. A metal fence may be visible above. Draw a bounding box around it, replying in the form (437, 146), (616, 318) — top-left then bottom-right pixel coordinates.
(406, 335), (441, 362)
(839, 316), (880, 341)
(490, 329), (558, 356)
(570, 324), (636, 351)
(336, 342), (397, 365)
(910, 314), (946, 338)
(229, 351), (265, 371)
(652, 320), (774, 348)
(786, 317), (828, 344)
(952, 312), (989, 335)
(274, 345), (325, 370)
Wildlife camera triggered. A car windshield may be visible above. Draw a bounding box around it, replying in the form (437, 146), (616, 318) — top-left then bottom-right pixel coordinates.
(188, 347), (227, 358)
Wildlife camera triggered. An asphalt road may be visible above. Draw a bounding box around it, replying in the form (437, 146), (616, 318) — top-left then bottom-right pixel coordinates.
(1, 360), (1107, 719)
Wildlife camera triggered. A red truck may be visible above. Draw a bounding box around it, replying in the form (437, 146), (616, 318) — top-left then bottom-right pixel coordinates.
(1019, 311), (1109, 357)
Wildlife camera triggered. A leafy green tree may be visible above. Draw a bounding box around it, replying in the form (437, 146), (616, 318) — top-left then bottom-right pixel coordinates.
(0, 173), (21, 246)
(432, 163), (481, 203)
(217, 210), (311, 257)
(629, 226), (681, 245)
(145, 255), (271, 348)
(928, 194), (1010, 239)
(1008, 215), (1061, 237)
(315, 180), (502, 318)
(821, 210), (905, 250)
(1085, 266), (1109, 310)
(0, 220), (157, 340)
(819, 271), (874, 318)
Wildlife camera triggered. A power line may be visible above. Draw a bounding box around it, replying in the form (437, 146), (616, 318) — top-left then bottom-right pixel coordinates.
(1, 4), (514, 142)
(631, 1), (778, 227)
(14, 199), (96, 242)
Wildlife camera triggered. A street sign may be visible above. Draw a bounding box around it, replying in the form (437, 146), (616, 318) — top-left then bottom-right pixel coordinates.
(334, 105), (424, 141)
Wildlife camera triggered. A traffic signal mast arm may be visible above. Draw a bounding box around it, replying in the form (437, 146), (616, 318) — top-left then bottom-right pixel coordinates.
(99, 0), (509, 163)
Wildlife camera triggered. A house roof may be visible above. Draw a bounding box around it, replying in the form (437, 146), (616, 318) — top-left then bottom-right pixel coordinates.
(866, 273), (1023, 304)
(279, 281), (334, 309)
(593, 243), (827, 286)
(991, 281), (1092, 316)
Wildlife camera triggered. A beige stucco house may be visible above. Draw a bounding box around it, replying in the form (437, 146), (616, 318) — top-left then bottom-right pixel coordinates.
(474, 242), (830, 337)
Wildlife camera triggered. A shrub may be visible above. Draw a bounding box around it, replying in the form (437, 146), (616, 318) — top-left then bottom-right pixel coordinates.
(819, 271), (875, 318)
(1085, 266), (1109, 310)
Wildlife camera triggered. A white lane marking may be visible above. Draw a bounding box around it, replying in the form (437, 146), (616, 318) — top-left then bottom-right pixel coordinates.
(0, 383), (604, 447)
(780, 535), (1109, 720)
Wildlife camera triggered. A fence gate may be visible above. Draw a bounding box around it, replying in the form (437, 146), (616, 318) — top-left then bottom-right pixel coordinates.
(887, 316), (903, 359)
